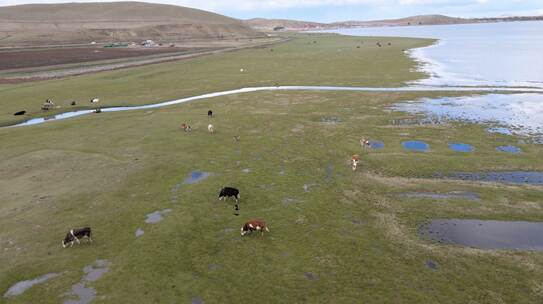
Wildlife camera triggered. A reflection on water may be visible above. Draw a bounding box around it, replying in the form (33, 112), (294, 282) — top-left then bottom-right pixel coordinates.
(402, 140), (429, 152)
(394, 93), (543, 137)
(448, 143), (474, 153)
(327, 21), (543, 89)
(419, 219), (543, 251)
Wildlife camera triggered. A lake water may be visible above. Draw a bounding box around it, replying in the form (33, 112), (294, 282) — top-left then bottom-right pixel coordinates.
(328, 21), (543, 89)
(328, 22), (543, 137)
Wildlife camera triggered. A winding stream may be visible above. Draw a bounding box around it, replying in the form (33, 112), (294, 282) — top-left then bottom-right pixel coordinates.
(6, 85), (543, 128)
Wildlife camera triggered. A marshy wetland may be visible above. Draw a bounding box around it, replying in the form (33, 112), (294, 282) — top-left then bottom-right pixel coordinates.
(1, 33), (543, 303)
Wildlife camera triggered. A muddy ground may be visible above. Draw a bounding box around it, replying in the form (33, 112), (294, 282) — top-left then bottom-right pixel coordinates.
(0, 47), (215, 71)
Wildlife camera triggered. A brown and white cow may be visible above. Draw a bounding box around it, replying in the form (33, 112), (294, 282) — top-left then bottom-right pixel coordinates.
(241, 219), (269, 236)
(351, 154), (361, 171)
(181, 123), (192, 132)
(360, 138), (371, 149)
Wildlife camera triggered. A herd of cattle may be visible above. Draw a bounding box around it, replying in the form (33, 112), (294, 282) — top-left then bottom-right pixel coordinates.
(61, 110), (372, 247)
(62, 109), (276, 248)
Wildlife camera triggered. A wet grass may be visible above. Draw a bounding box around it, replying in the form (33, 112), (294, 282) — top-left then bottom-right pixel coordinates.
(1, 34), (543, 303)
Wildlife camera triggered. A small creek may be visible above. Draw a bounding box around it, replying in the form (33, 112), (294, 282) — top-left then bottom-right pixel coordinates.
(5, 85), (542, 128)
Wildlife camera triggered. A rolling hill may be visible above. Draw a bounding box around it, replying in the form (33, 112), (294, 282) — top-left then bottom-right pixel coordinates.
(245, 14), (543, 31)
(0, 2), (263, 46)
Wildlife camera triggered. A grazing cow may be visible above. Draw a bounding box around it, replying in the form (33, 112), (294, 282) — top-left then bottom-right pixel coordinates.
(13, 110), (26, 116)
(71, 101), (77, 106)
(219, 187), (240, 202)
(90, 97), (100, 103)
(208, 124), (214, 134)
(360, 138), (371, 148)
(62, 227), (92, 248)
(181, 123), (192, 132)
(241, 219), (269, 236)
(351, 154), (361, 171)
(208, 110), (213, 117)
(95, 108), (102, 113)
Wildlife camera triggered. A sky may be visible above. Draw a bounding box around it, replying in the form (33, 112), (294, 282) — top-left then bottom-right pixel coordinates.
(0, 0), (542, 22)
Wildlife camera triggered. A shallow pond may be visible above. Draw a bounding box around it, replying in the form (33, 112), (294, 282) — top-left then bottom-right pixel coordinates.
(394, 93), (543, 137)
(4, 273), (61, 298)
(448, 143), (474, 153)
(448, 171), (543, 185)
(402, 140), (429, 152)
(63, 260), (110, 304)
(419, 219), (543, 251)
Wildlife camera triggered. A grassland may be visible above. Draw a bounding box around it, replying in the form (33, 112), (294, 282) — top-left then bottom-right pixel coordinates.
(1, 34), (542, 303)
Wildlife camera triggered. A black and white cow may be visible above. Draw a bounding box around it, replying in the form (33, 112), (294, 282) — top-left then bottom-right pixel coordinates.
(208, 110), (213, 118)
(219, 187), (240, 202)
(62, 227), (92, 248)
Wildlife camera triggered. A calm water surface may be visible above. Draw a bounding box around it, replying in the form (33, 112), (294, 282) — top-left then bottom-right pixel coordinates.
(328, 21), (543, 88)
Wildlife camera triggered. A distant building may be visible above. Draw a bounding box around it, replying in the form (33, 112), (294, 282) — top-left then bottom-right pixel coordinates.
(141, 39), (156, 47)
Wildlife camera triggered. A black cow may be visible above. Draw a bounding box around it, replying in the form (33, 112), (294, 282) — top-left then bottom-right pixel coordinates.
(14, 110), (26, 116)
(62, 227), (92, 248)
(219, 187), (240, 202)
(208, 110), (213, 117)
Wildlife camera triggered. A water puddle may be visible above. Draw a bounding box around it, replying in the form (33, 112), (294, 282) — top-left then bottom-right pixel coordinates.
(399, 191), (480, 201)
(448, 143), (474, 153)
(183, 171), (211, 185)
(145, 209), (172, 224)
(135, 228), (144, 238)
(191, 297), (204, 304)
(325, 163), (334, 182)
(425, 260), (438, 270)
(419, 219), (543, 251)
(6, 86), (542, 128)
(368, 140), (385, 150)
(448, 171), (543, 185)
(402, 140), (430, 152)
(4, 273), (61, 298)
(487, 127), (513, 135)
(320, 116), (342, 124)
(390, 117), (444, 126)
(496, 145), (522, 154)
(63, 260), (110, 304)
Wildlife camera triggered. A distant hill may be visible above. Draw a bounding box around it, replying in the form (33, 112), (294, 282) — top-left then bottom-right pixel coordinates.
(244, 18), (327, 31)
(334, 15), (467, 27)
(0, 2), (263, 46)
(245, 14), (543, 31)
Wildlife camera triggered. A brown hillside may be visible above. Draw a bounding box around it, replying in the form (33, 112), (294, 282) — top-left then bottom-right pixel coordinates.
(0, 2), (263, 46)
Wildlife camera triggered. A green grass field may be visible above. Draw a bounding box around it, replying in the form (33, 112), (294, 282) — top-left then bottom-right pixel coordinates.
(1, 34), (543, 303)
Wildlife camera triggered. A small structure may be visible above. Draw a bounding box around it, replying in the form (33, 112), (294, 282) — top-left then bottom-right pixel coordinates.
(141, 40), (156, 47)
